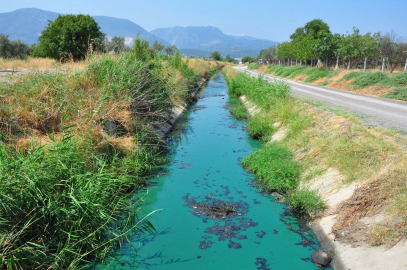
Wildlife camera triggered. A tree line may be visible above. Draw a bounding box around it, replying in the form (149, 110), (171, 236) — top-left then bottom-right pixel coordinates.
(259, 19), (407, 73)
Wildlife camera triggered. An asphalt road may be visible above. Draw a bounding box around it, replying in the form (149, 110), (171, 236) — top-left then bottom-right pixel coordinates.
(233, 66), (407, 132)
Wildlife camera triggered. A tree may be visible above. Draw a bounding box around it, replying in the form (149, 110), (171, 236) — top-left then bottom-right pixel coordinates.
(312, 31), (339, 66)
(210, 51), (222, 61)
(338, 28), (363, 69)
(164, 45), (177, 55)
(0, 34), (32, 59)
(290, 19), (330, 40)
(34, 14), (105, 60)
(241, 56), (254, 63)
(0, 34), (12, 59)
(224, 55), (234, 62)
(378, 31), (407, 73)
(152, 41), (165, 54)
(111, 36), (125, 54)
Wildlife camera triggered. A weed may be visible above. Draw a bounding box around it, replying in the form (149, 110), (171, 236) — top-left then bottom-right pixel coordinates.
(248, 63), (262, 70)
(383, 87), (407, 101)
(228, 97), (249, 119)
(247, 114), (276, 141)
(242, 143), (300, 193)
(351, 71), (388, 89)
(286, 188), (325, 215)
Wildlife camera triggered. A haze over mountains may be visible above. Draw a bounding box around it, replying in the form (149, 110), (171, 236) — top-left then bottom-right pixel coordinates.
(0, 8), (276, 58)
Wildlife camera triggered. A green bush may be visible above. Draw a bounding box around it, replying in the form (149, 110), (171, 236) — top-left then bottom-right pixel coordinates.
(377, 72), (407, 87)
(383, 87), (407, 101)
(242, 143), (300, 192)
(247, 114), (276, 141)
(304, 68), (329, 83)
(0, 130), (157, 269)
(286, 188), (325, 215)
(0, 34), (32, 59)
(248, 63), (262, 70)
(33, 14), (105, 60)
(228, 97), (248, 119)
(339, 71), (363, 82)
(351, 71), (388, 89)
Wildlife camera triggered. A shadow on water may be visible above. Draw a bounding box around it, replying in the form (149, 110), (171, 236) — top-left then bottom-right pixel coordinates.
(90, 72), (330, 270)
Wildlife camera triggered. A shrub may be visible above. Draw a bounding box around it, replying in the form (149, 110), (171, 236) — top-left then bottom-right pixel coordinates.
(247, 114), (276, 141)
(0, 34), (32, 59)
(228, 97), (248, 119)
(304, 68), (329, 83)
(242, 143), (300, 193)
(383, 87), (407, 101)
(286, 188), (325, 215)
(34, 14), (105, 60)
(351, 71), (388, 89)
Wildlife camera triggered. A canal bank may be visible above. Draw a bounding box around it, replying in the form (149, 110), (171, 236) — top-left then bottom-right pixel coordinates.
(225, 67), (407, 270)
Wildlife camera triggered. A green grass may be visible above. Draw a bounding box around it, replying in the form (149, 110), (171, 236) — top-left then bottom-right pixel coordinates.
(228, 97), (249, 119)
(225, 70), (324, 216)
(319, 80), (332, 86)
(247, 63), (262, 70)
(383, 87), (407, 101)
(286, 188), (325, 215)
(242, 143), (300, 192)
(350, 71), (388, 89)
(266, 65), (329, 82)
(247, 114), (276, 141)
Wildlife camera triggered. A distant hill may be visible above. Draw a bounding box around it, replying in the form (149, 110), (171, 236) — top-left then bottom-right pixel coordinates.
(0, 8), (166, 45)
(151, 26), (276, 58)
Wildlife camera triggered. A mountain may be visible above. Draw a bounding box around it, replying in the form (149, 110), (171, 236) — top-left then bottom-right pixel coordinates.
(0, 8), (166, 45)
(151, 26), (276, 57)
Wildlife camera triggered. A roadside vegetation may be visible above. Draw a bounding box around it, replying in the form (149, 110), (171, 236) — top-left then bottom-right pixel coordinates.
(224, 67), (324, 216)
(223, 67), (407, 245)
(0, 24), (221, 268)
(247, 64), (407, 101)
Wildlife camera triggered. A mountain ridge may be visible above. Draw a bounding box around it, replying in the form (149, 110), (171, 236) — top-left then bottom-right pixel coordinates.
(151, 26), (276, 56)
(0, 8), (166, 45)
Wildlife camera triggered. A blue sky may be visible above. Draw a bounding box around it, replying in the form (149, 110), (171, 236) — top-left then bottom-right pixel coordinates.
(2, 0), (407, 42)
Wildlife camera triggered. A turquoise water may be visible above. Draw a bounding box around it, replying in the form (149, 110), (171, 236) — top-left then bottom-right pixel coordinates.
(95, 73), (324, 269)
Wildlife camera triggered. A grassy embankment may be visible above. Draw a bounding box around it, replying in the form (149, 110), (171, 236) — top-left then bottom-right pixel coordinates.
(224, 66), (407, 246)
(247, 64), (407, 101)
(0, 49), (220, 269)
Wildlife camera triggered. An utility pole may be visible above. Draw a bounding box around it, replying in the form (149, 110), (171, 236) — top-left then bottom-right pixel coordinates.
(405, 58), (407, 72)
(382, 57), (385, 73)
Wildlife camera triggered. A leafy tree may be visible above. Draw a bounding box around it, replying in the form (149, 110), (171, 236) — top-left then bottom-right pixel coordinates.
(0, 34), (12, 59)
(378, 31), (407, 73)
(241, 56), (255, 63)
(210, 51), (222, 61)
(224, 55), (234, 62)
(152, 41), (165, 53)
(0, 34), (32, 59)
(338, 28), (363, 69)
(164, 44), (177, 55)
(260, 46), (277, 60)
(312, 31), (339, 64)
(111, 36), (125, 54)
(290, 19), (330, 40)
(34, 14), (105, 60)
(291, 34), (316, 63)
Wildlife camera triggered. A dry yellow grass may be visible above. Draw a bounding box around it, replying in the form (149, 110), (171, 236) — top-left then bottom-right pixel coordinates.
(0, 57), (88, 71)
(186, 58), (226, 75)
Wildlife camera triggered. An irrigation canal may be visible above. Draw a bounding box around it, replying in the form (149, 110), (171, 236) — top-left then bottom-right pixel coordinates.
(94, 73), (326, 269)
